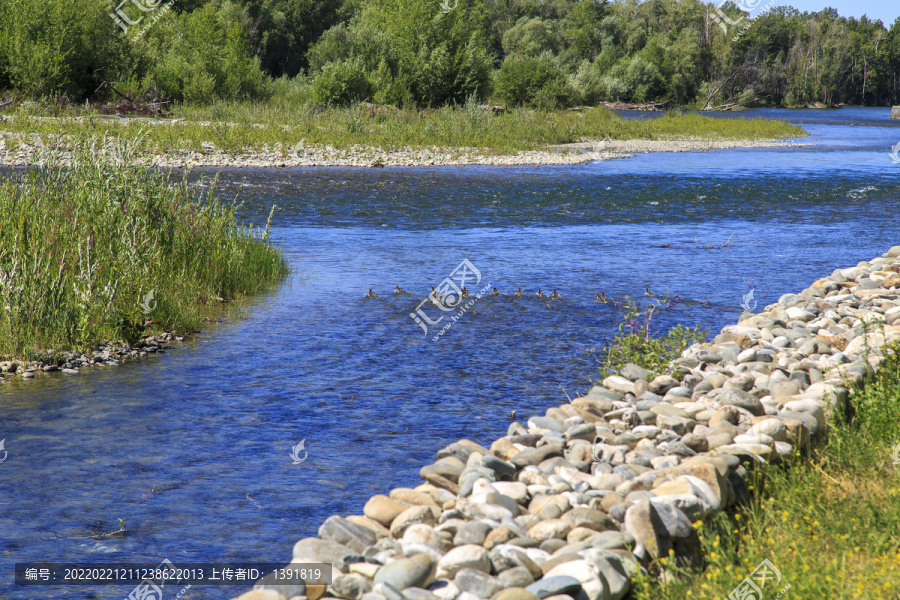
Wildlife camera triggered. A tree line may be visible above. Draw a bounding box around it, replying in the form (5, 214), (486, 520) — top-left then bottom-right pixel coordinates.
(0, 0), (898, 109)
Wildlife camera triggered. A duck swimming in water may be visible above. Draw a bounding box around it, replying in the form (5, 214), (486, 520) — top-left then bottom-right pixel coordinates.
(645, 287), (654, 297)
(596, 292), (609, 303)
(516, 288), (524, 297)
(394, 285), (404, 294)
(492, 288), (500, 296)
(550, 289), (560, 299)
(365, 289), (377, 299)
(536, 288), (544, 298)
(461, 287), (470, 298)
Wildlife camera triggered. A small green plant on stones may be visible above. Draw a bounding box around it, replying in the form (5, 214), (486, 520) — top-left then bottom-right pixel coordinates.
(600, 294), (706, 380)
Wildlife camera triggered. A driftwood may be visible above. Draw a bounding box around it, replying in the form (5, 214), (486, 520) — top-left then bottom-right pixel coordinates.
(600, 101), (667, 111)
(0, 100), (14, 110)
(90, 81), (171, 116)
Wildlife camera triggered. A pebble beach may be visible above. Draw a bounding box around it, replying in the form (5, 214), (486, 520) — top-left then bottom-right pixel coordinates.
(0, 132), (805, 169)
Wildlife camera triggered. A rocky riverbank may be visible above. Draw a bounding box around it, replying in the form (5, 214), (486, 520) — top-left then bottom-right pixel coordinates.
(235, 245), (900, 600)
(0, 132), (804, 168)
(0, 331), (188, 381)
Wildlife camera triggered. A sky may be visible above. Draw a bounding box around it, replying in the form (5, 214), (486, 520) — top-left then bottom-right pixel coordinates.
(768, 0), (897, 24)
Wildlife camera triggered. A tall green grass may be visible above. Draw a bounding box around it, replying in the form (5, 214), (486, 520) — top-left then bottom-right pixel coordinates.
(0, 102), (805, 155)
(0, 137), (288, 360)
(629, 344), (900, 599)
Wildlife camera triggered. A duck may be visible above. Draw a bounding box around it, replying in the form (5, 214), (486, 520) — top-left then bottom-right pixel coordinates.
(596, 292), (609, 304)
(550, 289), (560, 299)
(492, 288), (500, 296)
(515, 288), (524, 297)
(645, 287), (654, 297)
(536, 288), (544, 298)
(394, 285), (404, 294)
(365, 289), (377, 299)
(461, 287), (470, 298)
(429, 286), (443, 304)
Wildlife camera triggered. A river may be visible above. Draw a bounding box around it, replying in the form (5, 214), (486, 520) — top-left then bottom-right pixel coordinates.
(1, 107), (898, 599)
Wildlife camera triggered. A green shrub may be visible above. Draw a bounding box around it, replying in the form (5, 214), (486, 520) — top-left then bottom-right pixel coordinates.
(312, 58), (373, 106)
(493, 55), (574, 108)
(137, 3), (270, 103)
(0, 0), (128, 99)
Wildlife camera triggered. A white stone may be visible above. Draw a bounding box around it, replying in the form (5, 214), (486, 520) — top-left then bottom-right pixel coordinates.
(747, 418), (788, 442)
(786, 307), (816, 322)
(602, 376), (635, 395)
(402, 524), (442, 547)
(436, 545), (491, 579)
(544, 559), (611, 600)
(733, 433), (775, 446)
(492, 481), (529, 504)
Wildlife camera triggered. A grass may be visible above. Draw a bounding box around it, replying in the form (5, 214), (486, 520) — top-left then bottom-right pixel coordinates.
(0, 136), (288, 361)
(0, 101), (806, 156)
(629, 343), (900, 600)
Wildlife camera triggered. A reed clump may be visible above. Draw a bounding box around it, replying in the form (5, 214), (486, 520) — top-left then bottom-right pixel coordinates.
(0, 136), (287, 360)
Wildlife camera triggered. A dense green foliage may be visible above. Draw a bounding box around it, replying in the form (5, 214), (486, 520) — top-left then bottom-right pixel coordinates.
(0, 0), (898, 108)
(0, 0), (129, 98)
(133, 3), (271, 102)
(0, 138), (288, 358)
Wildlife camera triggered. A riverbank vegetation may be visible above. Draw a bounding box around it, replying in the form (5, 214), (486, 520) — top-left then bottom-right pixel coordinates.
(597, 294), (708, 380)
(0, 105), (805, 156)
(0, 0), (898, 111)
(628, 343), (900, 599)
(0, 138), (288, 360)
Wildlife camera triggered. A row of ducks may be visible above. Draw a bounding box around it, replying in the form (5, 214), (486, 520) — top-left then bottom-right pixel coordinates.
(365, 286), (661, 303)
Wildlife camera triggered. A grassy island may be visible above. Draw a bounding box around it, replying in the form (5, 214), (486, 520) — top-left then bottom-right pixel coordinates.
(0, 103), (805, 162)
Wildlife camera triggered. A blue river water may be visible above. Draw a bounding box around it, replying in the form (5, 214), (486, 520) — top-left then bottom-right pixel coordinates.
(1, 107), (899, 599)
